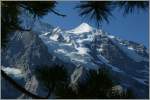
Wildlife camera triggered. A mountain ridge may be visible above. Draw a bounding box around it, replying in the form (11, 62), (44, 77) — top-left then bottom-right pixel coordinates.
(1, 22), (149, 98)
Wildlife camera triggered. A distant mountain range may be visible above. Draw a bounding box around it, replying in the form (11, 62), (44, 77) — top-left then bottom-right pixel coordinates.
(1, 22), (149, 99)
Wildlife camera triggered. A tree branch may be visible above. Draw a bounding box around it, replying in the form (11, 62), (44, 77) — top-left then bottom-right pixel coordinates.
(51, 9), (66, 17)
(1, 70), (47, 99)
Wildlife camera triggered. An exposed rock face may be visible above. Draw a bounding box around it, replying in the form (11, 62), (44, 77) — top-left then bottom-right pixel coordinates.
(1, 23), (149, 99)
(1, 31), (55, 98)
(2, 31), (54, 69)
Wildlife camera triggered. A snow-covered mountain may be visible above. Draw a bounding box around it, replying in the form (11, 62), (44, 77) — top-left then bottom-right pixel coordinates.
(1, 22), (149, 99)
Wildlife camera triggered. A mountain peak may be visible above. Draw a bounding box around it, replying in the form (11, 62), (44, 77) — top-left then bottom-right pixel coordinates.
(66, 22), (93, 34)
(79, 22), (92, 28)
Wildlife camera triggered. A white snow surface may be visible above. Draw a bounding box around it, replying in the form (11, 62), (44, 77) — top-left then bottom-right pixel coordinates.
(127, 46), (134, 50)
(2, 67), (24, 78)
(39, 32), (98, 69)
(66, 23), (93, 34)
(38, 23), (104, 70)
(49, 34), (59, 41)
(38, 22), (148, 71)
(108, 35), (115, 39)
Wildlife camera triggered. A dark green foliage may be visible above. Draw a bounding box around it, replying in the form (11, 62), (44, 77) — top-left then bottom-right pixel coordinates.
(1, 1), (148, 47)
(77, 68), (114, 98)
(125, 88), (134, 98)
(115, 1), (149, 15)
(76, 1), (148, 27)
(55, 68), (114, 98)
(18, 1), (57, 18)
(1, 70), (45, 99)
(35, 64), (68, 98)
(1, 2), (21, 47)
(54, 68), (114, 99)
(1, 1), (57, 47)
(55, 83), (77, 99)
(55, 68), (134, 99)
(76, 1), (114, 27)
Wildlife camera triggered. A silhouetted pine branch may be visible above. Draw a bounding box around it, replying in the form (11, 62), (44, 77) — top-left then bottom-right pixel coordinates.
(1, 1), (66, 47)
(76, 1), (114, 27)
(1, 70), (46, 99)
(35, 64), (68, 98)
(115, 1), (149, 15)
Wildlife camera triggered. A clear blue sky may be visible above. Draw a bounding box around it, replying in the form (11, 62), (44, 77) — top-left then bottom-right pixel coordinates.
(41, 1), (149, 48)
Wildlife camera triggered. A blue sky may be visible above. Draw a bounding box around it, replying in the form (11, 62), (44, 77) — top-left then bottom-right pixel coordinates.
(41, 1), (149, 47)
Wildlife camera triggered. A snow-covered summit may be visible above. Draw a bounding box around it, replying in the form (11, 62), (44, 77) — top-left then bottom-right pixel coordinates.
(37, 23), (149, 98)
(1, 22), (149, 99)
(66, 23), (94, 34)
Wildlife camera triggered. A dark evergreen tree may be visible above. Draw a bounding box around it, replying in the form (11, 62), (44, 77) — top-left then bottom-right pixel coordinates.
(1, 1), (148, 47)
(1, 1), (65, 47)
(55, 68), (113, 98)
(80, 68), (114, 98)
(55, 67), (134, 99)
(1, 2), (21, 47)
(116, 1), (149, 15)
(1, 70), (45, 99)
(76, 1), (114, 27)
(55, 82), (78, 99)
(35, 64), (68, 98)
(76, 1), (148, 27)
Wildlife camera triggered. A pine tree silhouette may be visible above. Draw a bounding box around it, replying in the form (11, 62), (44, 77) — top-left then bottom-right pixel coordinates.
(35, 64), (68, 98)
(116, 1), (149, 15)
(76, 1), (113, 27)
(1, 1), (65, 47)
(55, 67), (134, 99)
